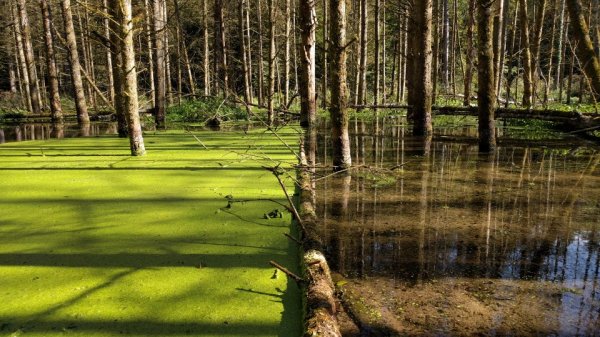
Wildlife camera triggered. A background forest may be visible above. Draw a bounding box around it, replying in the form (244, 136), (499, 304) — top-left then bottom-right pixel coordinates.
(0, 0), (599, 125)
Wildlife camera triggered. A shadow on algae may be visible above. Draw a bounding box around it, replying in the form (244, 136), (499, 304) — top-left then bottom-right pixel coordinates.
(0, 128), (303, 337)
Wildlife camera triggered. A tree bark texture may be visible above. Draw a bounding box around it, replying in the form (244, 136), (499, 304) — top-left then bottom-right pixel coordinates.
(566, 0), (600, 101)
(152, 0), (167, 129)
(17, 0), (42, 114)
(407, 0), (434, 136)
(61, 0), (90, 124)
(329, 0), (352, 170)
(299, 0), (317, 127)
(518, 0), (534, 106)
(40, 0), (63, 122)
(477, 0), (497, 152)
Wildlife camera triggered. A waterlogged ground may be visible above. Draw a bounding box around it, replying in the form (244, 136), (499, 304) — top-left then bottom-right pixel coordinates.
(0, 125), (302, 336)
(312, 119), (600, 336)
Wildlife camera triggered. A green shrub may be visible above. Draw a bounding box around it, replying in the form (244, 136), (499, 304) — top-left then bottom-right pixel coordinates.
(167, 98), (247, 123)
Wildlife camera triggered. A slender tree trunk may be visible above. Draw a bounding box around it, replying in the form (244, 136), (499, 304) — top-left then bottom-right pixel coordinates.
(556, 0), (566, 91)
(407, 0), (434, 135)
(322, 0), (329, 108)
(492, 0), (504, 97)
(119, 0), (146, 155)
(203, 0), (210, 96)
(217, 0), (229, 96)
(17, 0), (42, 114)
(566, 0), (600, 100)
(257, 0), (265, 106)
(61, 0), (90, 124)
(478, 0), (497, 152)
(174, 0), (183, 104)
(12, 1), (31, 111)
(544, 0), (560, 105)
(329, 0), (351, 171)
(164, 4), (173, 105)
(531, 0), (547, 98)
(284, 0), (291, 105)
(245, 0), (254, 102)
(441, 0), (450, 90)
(464, 0), (475, 106)
(519, 0), (534, 106)
(374, 0), (381, 109)
(152, 0), (167, 128)
(40, 0), (63, 122)
(299, 0), (317, 127)
(104, 0), (115, 104)
(9, 61), (17, 93)
(108, 0), (128, 137)
(267, 0), (276, 124)
(239, 0), (251, 114)
(357, 0), (367, 107)
(382, 0), (387, 103)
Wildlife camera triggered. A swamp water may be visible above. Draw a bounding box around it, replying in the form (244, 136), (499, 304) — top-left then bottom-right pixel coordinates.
(311, 119), (600, 336)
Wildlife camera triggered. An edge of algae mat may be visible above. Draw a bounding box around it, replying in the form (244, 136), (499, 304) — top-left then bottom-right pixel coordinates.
(0, 128), (303, 337)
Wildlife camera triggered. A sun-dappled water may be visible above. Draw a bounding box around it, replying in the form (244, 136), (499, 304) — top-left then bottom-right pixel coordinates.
(312, 118), (600, 336)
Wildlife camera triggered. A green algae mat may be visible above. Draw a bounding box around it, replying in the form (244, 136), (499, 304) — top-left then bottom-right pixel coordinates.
(0, 127), (303, 337)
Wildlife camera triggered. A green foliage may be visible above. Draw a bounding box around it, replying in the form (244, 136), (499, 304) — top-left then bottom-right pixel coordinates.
(167, 98), (247, 123)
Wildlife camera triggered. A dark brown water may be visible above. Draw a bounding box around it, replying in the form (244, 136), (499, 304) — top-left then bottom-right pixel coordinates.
(312, 118), (600, 336)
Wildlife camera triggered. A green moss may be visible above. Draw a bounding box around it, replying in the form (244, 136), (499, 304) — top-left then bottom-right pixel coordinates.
(0, 128), (302, 336)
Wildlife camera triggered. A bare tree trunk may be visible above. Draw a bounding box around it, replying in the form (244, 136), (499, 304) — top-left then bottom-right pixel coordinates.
(441, 0), (450, 90)
(284, 0), (291, 105)
(202, 0), (210, 96)
(61, 0), (90, 124)
(239, 0), (251, 114)
(164, 4), (173, 105)
(531, 0), (547, 99)
(108, 0), (128, 137)
(9, 60), (17, 93)
(329, 0), (351, 171)
(374, 0), (381, 109)
(104, 0), (115, 104)
(407, 0), (434, 135)
(556, 0), (566, 91)
(17, 0), (42, 114)
(519, 0), (534, 106)
(478, 0), (497, 152)
(267, 0), (276, 124)
(245, 0), (254, 102)
(257, 0), (265, 106)
(40, 0), (63, 122)
(152, 0), (167, 128)
(299, 0), (317, 127)
(357, 0), (367, 107)
(566, 0), (600, 100)
(119, 0), (146, 156)
(12, 1), (31, 111)
(322, 0), (329, 108)
(464, 0), (475, 106)
(213, 0), (229, 96)
(544, 0), (560, 105)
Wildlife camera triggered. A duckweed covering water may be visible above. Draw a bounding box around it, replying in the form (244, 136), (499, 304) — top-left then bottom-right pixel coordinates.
(0, 128), (302, 336)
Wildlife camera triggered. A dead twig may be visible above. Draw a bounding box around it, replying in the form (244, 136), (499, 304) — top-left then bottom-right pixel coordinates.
(269, 260), (305, 285)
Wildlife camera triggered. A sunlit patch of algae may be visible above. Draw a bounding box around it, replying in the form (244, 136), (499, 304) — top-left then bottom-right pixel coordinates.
(0, 128), (302, 336)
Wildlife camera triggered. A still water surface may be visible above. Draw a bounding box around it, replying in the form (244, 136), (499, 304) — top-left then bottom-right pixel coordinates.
(313, 119), (599, 336)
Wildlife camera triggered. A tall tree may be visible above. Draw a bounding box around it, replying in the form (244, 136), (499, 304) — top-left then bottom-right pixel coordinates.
(566, 0), (600, 100)
(357, 0), (367, 108)
(202, 0), (210, 95)
(16, 0), (42, 114)
(152, 0), (167, 128)
(213, 0), (229, 96)
(329, 0), (351, 170)
(61, 0), (90, 124)
(518, 0), (534, 106)
(299, 0), (317, 127)
(40, 0), (62, 122)
(267, 0), (276, 125)
(407, 0), (434, 135)
(464, 0), (475, 106)
(477, 0), (497, 152)
(12, 0), (31, 111)
(108, 0), (146, 155)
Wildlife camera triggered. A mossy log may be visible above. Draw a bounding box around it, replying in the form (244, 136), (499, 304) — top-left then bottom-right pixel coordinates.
(296, 156), (341, 337)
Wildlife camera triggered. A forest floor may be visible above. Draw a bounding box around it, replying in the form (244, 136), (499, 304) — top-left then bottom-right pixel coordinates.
(0, 127), (302, 336)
